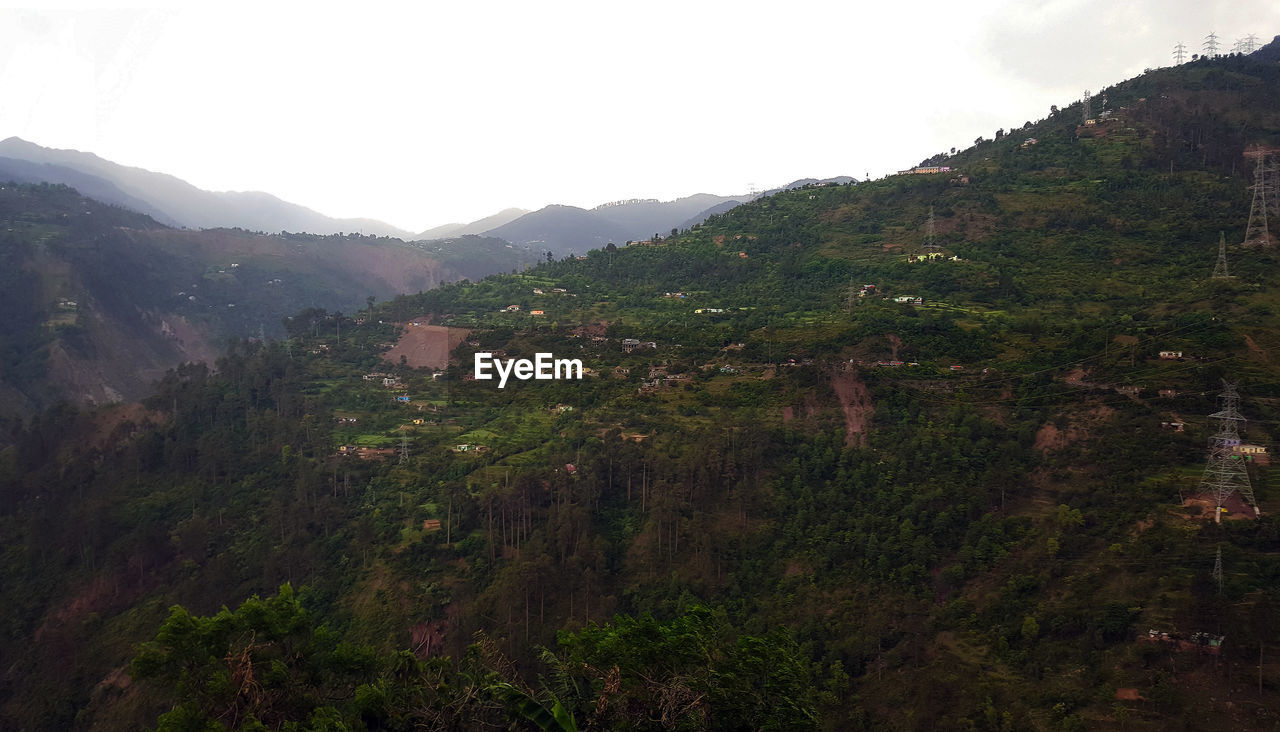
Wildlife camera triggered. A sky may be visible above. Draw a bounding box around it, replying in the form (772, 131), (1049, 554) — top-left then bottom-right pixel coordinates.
(1, 1), (1278, 233)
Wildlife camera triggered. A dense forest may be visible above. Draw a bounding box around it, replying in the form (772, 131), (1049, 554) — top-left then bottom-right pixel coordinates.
(3, 52), (1280, 730)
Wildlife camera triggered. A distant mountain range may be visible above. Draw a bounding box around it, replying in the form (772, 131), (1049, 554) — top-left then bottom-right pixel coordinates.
(415, 208), (532, 240)
(0, 136), (857, 257)
(477, 183), (854, 256)
(0, 137), (416, 238)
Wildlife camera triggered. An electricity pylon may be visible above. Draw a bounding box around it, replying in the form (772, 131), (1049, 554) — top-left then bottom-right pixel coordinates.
(1212, 232), (1231, 279)
(923, 206), (939, 251)
(1198, 380), (1259, 522)
(1244, 149), (1272, 247)
(1204, 32), (1220, 58)
(1173, 42), (1187, 65)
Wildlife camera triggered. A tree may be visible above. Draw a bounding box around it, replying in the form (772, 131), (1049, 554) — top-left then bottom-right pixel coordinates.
(133, 585), (379, 729)
(545, 606), (818, 730)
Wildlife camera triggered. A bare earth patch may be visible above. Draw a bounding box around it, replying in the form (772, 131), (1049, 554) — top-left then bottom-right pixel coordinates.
(382, 322), (470, 369)
(829, 366), (873, 446)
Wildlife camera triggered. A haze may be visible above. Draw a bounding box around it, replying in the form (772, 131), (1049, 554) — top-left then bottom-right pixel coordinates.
(1, 1), (1277, 232)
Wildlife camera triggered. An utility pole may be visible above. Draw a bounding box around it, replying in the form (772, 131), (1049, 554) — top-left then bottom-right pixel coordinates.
(1244, 148), (1272, 247)
(1212, 231), (1232, 279)
(1197, 380), (1259, 522)
(1173, 42), (1187, 65)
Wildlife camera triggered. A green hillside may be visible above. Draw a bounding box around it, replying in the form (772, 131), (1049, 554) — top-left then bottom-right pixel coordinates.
(0, 183), (539, 417)
(3, 52), (1280, 730)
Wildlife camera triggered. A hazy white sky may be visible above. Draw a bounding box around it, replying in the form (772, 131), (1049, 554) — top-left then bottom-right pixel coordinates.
(1, 2), (1277, 232)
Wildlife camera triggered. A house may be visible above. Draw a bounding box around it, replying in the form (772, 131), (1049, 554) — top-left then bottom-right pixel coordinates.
(395, 395), (411, 403)
(1233, 444), (1268, 464)
(504, 304), (521, 312)
(383, 377), (399, 387)
(1161, 421), (1185, 432)
(412, 418), (425, 425)
(1159, 351), (1182, 360)
(908, 252), (944, 263)
(533, 288), (544, 294)
(621, 338), (657, 353)
(531, 309), (545, 316)
(1116, 385), (1142, 396)
(565, 463), (577, 474)
(552, 288), (568, 293)
(422, 519), (442, 531)
(949, 365), (963, 371)
(738, 251), (749, 258)
(1021, 138), (1039, 148)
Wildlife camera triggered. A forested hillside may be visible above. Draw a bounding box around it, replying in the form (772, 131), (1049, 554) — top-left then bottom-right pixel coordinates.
(3, 52), (1280, 730)
(0, 184), (537, 416)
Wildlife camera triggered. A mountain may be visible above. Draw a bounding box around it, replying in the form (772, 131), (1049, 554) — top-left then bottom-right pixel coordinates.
(588, 193), (742, 237)
(0, 183), (537, 416)
(0, 137), (414, 238)
(482, 203), (636, 255)
(7, 52), (1280, 731)
(678, 198), (745, 230)
(414, 207), (530, 240)
(482, 193), (746, 255)
(1254, 34), (1280, 62)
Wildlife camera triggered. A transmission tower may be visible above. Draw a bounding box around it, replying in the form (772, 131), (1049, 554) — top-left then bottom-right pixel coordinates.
(1203, 31), (1220, 57)
(1236, 34), (1260, 54)
(1081, 90), (1093, 124)
(399, 433), (410, 465)
(1212, 231), (1231, 278)
(1213, 545), (1224, 594)
(923, 206), (939, 250)
(1173, 42), (1187, 65)
(1243, 149), (1271, 247)
(1197, 380), (1259, 522)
